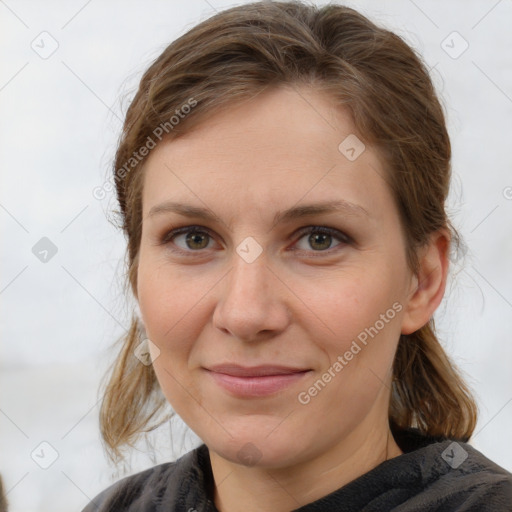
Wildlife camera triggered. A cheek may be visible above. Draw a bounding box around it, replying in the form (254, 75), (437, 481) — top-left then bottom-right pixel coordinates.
(298, 267), (403, 386)
(136, 255), (231, 389)
(295, 277), (402, 430)
(296, 265), (398, 339)
(137, 258), (207, 356)
(137, 259), (211, 416)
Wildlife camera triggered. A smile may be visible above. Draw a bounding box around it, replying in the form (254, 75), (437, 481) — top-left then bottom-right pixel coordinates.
(204, 365), (312, 398)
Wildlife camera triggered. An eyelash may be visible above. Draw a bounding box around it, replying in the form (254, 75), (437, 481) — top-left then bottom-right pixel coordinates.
(159, 224), (352, 257)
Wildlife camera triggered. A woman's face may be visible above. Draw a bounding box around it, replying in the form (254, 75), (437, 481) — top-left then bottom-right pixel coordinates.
(138, 85), (417, 468)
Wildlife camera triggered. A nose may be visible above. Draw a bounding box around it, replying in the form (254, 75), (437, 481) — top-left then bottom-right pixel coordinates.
(212, 253), (291, 342)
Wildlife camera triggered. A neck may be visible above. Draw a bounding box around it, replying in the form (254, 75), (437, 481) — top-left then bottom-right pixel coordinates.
(209, 421), (403, 512)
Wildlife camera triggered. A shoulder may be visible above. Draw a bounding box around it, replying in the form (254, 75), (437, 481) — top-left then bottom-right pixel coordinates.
(387, 428), (512, 511)
(407, 439), (512, 511)
(81, 462), (176, 512)
(81, 447), (203, 512)
(438, 442), (512, 510)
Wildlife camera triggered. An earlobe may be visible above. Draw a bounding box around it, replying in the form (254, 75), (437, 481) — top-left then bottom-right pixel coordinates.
(400, 229), (450, 335)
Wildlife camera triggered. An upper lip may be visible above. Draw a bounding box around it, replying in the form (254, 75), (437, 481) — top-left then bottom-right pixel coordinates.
(206, 364), (311, 377)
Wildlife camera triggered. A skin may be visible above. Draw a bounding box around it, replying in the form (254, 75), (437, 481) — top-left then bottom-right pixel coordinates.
(137, 85), (450, 511)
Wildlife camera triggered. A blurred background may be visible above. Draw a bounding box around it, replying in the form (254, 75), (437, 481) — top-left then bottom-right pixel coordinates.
(1, 0), (511, 510)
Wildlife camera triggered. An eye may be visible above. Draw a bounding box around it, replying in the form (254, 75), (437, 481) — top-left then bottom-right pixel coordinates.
(293, 226), (351, 252)
(160, 224), (351, 256)
(162, 226), (216, 252)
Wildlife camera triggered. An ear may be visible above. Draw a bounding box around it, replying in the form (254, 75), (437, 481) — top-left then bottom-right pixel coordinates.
(400, 228), (450, 335)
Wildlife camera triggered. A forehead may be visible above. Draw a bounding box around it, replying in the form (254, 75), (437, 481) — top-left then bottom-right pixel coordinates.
(141, 85), (392, 221)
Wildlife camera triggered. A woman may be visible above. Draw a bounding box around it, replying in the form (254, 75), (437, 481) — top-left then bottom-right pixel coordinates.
(83, 1), (512, 510)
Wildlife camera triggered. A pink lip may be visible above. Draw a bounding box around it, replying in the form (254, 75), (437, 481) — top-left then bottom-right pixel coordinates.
(205, 364), (311, 397)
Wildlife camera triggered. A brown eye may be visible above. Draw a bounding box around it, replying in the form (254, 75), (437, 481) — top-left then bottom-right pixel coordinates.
(294, 226), (350, 252)
(308, 232), (333, 251)
(164, 227), (215, 251)
(184, 231), (210, 250)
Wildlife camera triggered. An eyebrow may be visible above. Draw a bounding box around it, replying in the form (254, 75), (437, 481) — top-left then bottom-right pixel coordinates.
(147, 199), (370, 226)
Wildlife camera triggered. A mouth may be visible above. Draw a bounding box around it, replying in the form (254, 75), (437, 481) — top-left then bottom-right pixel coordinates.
(204, 364), (312, 397)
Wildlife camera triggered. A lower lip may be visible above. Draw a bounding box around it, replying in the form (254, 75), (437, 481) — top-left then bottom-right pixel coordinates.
(206, 370), (310, 398)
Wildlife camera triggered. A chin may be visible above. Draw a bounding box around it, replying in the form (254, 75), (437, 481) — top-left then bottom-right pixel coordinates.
(204, 426), (313, 469)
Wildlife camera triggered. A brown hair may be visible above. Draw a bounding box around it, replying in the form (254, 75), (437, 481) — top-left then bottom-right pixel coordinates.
(100, 0), (477, 463)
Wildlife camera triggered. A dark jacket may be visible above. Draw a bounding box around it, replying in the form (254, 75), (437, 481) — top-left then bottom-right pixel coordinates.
(82, 428), (512, 511)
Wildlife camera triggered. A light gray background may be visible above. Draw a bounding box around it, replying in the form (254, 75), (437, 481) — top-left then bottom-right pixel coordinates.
(1, 0), (511, 511)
